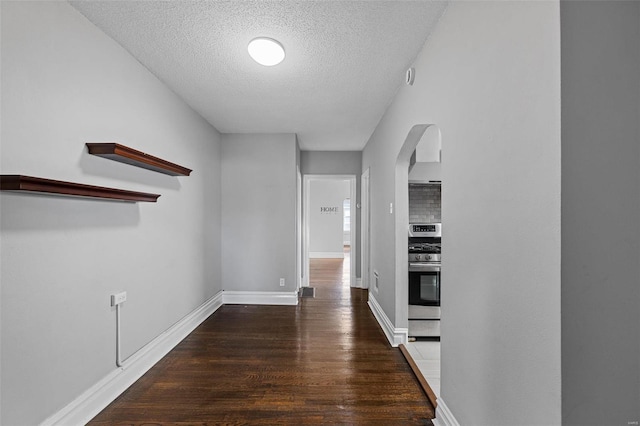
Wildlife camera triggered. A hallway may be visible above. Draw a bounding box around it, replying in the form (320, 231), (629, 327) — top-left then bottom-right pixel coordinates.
(89, 250), (435, 424)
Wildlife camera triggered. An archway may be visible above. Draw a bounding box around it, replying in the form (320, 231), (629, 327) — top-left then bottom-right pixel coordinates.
(393, 124), (442, 337)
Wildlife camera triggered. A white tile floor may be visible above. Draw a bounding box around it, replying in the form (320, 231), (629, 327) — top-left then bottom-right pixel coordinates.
(405, 340), (441, 396)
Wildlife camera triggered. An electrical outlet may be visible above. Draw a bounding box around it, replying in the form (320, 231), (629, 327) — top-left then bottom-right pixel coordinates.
(111, 291), (127, 306)
(280, 278), (285, 287)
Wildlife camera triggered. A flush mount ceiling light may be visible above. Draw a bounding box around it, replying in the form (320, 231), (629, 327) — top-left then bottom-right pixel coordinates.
(247, 37), (285, 66)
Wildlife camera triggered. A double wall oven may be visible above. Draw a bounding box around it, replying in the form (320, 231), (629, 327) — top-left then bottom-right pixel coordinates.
(408, 223), (441, 338)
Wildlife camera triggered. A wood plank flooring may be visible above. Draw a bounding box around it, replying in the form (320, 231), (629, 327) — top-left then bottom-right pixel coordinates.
(89, 249), (435, 425)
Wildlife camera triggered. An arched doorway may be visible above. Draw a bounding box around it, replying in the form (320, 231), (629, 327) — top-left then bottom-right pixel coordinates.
(393, 124), (442, 336)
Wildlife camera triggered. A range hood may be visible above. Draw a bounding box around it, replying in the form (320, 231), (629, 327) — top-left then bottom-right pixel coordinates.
(408, 124), (442, 183)
(409, 152), (441, 183)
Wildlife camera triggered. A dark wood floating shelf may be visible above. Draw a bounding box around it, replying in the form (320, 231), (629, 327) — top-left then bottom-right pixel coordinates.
(86, 143), (192, 176)
(0, 175), (160, 203)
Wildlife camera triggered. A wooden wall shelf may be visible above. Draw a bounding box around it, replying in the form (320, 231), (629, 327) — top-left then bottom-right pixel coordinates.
(86, 143), (192, 176)
(0, 175), (160, 202)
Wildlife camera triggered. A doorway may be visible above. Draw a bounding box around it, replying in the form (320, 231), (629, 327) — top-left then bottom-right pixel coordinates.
(394, 124), (442, 332)
(302, 175), (357, 288)
(396, 124), (442, 398)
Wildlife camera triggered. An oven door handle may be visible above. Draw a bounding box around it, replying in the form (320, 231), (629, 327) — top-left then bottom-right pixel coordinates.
(409, 263), (441, 272)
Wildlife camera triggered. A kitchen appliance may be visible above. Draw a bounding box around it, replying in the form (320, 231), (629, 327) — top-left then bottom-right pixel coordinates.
(408, 223), (441, 338)
(409, 223), (441, 238)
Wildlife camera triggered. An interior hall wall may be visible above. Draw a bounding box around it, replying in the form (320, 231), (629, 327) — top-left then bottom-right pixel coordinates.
(300, 150), (362, 276)
(308, 179), (351, 257)
(361, 1), (561, 424)
(221, 134), (297, 293)
(0, 2), (222, 424)
(560, 1), (640, 424)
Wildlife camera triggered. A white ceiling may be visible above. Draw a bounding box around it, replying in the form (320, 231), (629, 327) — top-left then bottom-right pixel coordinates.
(70, 1), (447, 151)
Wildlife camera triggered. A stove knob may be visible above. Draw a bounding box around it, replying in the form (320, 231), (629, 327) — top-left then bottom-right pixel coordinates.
(415, 255), (421, 261)
(427, 255), (432, 261)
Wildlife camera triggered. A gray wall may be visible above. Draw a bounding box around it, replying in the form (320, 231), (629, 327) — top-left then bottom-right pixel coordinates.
(221, 134), (298, 293)
(300, 151), (362, 176)
(300, 151), (361, 277)
(362, 2), (561, 424)
(0, 2), (222, 424)
(561, 1), (640, 424)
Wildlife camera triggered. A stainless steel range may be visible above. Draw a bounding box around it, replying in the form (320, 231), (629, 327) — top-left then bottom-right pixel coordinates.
(408, 223), (441, 339)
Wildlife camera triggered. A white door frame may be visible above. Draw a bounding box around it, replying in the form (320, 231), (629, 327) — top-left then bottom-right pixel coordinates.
(302, 174), (357, 288)
(360, 168), (370, 289)
(296, 165), (302, 293)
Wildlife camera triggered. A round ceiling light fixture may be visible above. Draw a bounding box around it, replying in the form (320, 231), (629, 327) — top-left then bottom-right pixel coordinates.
(248, 37), (285, 66)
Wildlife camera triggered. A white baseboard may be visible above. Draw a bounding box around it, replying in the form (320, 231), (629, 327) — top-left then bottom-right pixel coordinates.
(433, 397), (461, 426)
(309, 251), (344, 259)
(42, 291), (224, 426)
(367, 293), (408, 347)
(222, 290), (299, 305)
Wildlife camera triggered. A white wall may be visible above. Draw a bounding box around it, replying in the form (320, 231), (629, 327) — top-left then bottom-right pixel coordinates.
(308, 179), (350, 257)
(362, 2), (561, 424)
(221, 133), (298, 293)
(561, 2), (640, 424)
(0, 2), (222, 424)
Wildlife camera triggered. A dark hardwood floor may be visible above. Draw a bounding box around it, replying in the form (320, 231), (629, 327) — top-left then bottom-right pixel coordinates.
(89, 248), (435, 425)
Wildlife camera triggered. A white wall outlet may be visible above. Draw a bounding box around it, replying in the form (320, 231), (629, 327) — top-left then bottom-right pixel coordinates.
(111, 291), (127, 306)
(279, 278), (285, 287)
(389, 202), (393, 214)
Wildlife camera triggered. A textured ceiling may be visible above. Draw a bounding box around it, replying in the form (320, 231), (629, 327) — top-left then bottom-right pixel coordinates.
(70, 1), (448, 151)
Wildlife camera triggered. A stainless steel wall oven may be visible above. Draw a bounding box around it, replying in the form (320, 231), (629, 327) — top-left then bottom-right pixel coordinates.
(408, 262), (440, 306)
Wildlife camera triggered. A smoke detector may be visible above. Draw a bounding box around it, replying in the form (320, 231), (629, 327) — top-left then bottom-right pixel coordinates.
(406, 67), (415, 85)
